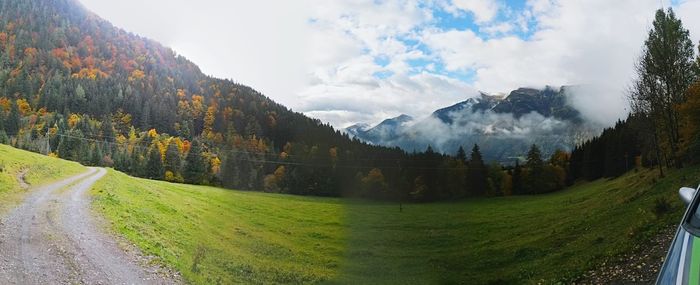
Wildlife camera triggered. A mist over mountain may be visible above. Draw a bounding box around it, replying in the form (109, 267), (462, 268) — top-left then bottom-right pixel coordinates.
(347, 86), (604, 162)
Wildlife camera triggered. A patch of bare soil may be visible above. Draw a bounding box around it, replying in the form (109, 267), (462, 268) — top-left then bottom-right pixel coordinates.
(16, 169), (29, 189)
(574, 225), (676, 285)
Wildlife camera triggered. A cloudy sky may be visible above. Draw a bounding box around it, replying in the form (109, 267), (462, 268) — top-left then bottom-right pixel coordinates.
(78, 0), (700, 128)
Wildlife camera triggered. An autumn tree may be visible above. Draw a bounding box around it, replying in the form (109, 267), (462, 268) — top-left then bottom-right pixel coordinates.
(263, 166), (286, 193)
(361, 168), (389, 199)
(629, 8), (696, 169)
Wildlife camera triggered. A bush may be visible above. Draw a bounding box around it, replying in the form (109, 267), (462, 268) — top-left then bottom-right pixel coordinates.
(164, 170), (184, 183)
(653, 197), (672, 217)
(0, 130), (8, 144)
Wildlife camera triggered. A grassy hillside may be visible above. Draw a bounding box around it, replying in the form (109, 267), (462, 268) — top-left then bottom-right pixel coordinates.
(89, 166), (696, 284)
(0, 144), (86, 213)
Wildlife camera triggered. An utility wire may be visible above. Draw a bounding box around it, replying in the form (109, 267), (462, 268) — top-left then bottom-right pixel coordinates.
(3, 131), (473, 170)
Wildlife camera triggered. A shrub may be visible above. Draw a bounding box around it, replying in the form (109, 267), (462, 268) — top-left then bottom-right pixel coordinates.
(653, 197), (672, 217)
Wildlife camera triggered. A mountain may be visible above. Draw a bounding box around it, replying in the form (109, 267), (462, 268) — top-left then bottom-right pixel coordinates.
(432, 92), (504, 124)
(347, 86), (600, 163)
(347, 114), (413, 143)
(492, 87), (582, 123)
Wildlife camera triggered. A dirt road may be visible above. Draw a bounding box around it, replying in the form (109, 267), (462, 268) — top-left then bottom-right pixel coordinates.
(0, 167), (177, 284)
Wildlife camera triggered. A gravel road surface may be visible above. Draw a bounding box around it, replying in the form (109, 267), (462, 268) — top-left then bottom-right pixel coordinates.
(0, 167), (178, 284)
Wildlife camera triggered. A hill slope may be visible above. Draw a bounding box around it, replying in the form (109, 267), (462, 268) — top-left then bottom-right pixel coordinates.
(89, 161), (691, 284)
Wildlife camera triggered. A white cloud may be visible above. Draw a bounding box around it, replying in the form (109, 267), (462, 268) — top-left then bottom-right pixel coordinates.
(79, 0), (311, 110)
(676, 0), (700, 44)
(449, 0), (501, 23)
(78, 0), (700, 129)
(422, 0), (696, 125)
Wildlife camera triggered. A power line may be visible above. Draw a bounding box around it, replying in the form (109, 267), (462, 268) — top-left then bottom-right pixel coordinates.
(2, 129), (636, 170)
(2, 130), (472, 170)
(4, 127), (451, 163)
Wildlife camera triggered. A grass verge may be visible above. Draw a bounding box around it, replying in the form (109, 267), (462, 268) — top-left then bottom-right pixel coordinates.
(0, 144), (86, 214)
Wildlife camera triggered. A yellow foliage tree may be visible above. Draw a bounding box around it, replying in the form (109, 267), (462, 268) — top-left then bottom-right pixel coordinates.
(210, 156), (221, 175)
(16, 99), (30, 115)
(147, 128), (158, 138)
(0, 98), (10, 112)
(67, 114), (81, 128)
(129, 69), (145, 81)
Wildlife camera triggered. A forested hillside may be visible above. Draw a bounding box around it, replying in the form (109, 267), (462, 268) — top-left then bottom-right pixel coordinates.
(0, 0), (551, 201)
(0, 0), (398, 195)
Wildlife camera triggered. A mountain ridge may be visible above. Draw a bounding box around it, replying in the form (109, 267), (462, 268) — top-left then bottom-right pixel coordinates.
(347, 85), (598, 162)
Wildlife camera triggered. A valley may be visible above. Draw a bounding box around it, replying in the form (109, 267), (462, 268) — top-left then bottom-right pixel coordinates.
(0, 0), (699, 284)
(0, 145), (681, 284)
(0, 146), (697, 284)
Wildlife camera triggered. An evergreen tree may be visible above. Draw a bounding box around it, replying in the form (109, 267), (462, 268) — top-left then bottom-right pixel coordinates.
(74, 84), (86, 112)
(90, 145), (103, 166)
(145, 146), (163, 179)
(221, 150), (239, 188)
(467, 144), (488, 196)
(456, 146), (467, 164)
(0, 130), (8, 144)
(130, 148), (144, 177)
(6, 101), (20, 135)
(512, 160), (523, 195)
(164, 142), (181, 175)
(0, 110), (5, 130)
(183, 140), (207, 184)
(422, 145), (441, 201)
(524, 144), (545, 194)
(100, 114), (115, 142)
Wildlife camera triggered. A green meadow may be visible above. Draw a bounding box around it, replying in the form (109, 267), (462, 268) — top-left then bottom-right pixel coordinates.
(89, 164), (694, 284)
(0, 144), (691, 284)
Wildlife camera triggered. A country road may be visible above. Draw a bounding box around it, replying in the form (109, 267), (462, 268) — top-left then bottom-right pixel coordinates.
(0, 167), (178, 285)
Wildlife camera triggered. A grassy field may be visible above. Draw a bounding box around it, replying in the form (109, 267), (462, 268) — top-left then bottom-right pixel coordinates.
(0, 144), (86, 213)
(0, 144), (691, 283)
(90, 166), (698, 284)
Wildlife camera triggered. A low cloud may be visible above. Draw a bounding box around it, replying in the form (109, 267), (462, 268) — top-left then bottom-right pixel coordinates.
(564, 85), (628, 126)
(362, 105), (603, 161)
